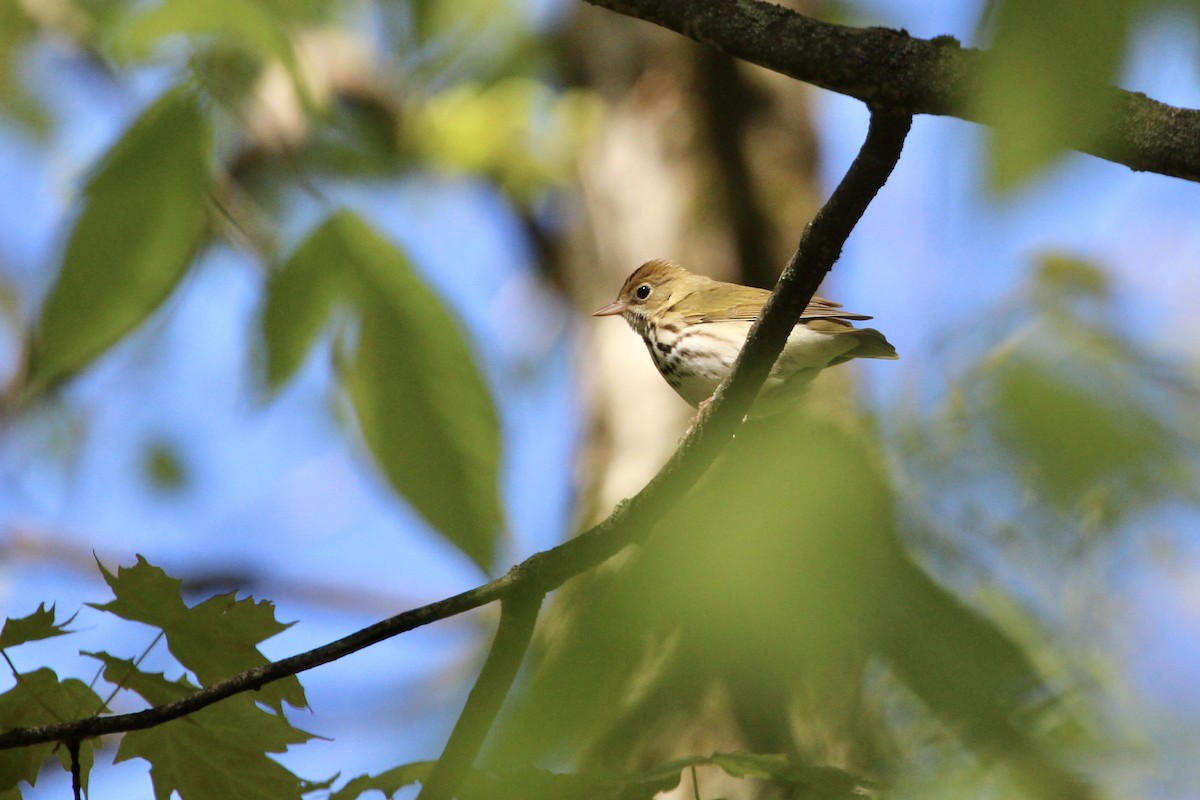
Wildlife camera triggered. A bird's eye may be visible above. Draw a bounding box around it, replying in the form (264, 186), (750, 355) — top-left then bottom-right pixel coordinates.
(635, 284), (652, 300)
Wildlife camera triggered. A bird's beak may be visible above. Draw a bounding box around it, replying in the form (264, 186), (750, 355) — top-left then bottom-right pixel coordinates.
(592, 301), (628, 317)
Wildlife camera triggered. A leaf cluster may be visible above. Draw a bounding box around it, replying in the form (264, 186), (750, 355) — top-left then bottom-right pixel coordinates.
(0, 560), (313, 799)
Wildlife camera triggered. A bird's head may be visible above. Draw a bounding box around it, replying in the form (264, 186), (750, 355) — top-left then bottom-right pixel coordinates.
(593, 260), (699, 336)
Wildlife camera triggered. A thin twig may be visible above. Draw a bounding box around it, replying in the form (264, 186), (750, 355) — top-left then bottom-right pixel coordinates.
(94, 631), (164, 714)
(416, 590), (545, 800)
(68, 738), (81, 800)
(1, 650), (17, 680)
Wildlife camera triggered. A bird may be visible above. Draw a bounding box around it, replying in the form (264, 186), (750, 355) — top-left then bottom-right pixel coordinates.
(593, 259), (898, 413)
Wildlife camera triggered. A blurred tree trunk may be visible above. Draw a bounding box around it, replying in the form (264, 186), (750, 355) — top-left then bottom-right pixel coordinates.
(547, 1), (826, 525)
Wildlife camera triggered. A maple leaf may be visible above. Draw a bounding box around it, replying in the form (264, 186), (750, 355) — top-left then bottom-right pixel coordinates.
(0, 605), (75, 650)
(88, 653), (314, 800)
(0, 669), (102, 794)
(89, 556), (306, 712)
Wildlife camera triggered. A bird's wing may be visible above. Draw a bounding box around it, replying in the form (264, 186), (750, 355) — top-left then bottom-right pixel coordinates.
(674, 283), (872, 324)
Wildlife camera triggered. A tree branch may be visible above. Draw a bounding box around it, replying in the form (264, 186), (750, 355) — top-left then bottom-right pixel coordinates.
(417, 591), (544, 800)
(0, 109), (910, 755)
(583, 0), (1200, 182)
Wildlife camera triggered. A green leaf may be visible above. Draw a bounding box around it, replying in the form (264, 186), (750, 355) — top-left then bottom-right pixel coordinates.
(988, 357), (1172, 512)
(329, 762), (432, 800)
(1033, 253), (1111, 302)
(115, 0), (295, 69)
(301, 211), (502, 571)
(111, 0), (314, 118)
(331, 760), (684, 800)
(260, 222), (347, 391)
(0, 669), (103, 794)
(407, 0), (534, 78)
(411, 80), (601, 203)
(264, 212), (505, 567)
(88, 556), (306, 712)
(88, 653), (312, 800)
(0, 2), (49, 135)
(712, 753), (862, 799)
(711, 752), (790, 780)
(0, 604), (74, 650)
(28, 87), (211, 393)
(973, 0), (1135, 188)
(142, 438), (189, 493)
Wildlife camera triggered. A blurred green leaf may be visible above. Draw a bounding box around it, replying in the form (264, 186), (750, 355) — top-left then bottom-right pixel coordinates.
(493, 413), (1079, 795)
(252, 0), (334, 25)
(1033, 253), (1111, 302)
(264, 212), (503, 568)
(114, 0), (294, 68)
(0, 604), (73, 650)
(711, 751), (790, 780)
(974, 0), (1135, 188)
(331, 759), (685, 800)
(988, 356), (1173, 512)
(346, 291), (502, 571)
(142, 439), (188, 493)
(89, 556), (306, 712)
(189, 40), (274, 106)
(298, 211), (502, 571)
(73, 0), (142, 36)
(408, 0), (538, 78)
(0, 669), (102, 794)
(261, 222), (346, 391)
(0, 2), (48, 134)
(28, 87), (211, 393)
(411, 79), (602, 202)
(303, 95), (407, 177)
(712, 753), (862, 799)
(89, 653), (312, 800)
(112, 0), (311, 113)
(491, 415), (896, 767)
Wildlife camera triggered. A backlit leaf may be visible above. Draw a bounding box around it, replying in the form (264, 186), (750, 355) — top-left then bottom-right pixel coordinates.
(115, 0), (296, 70)
(28, 87), (211, 393)
(711, 752), (790, 780)
(88, 556), (306, 712)
(329, 762), (432, 800)
(298, 211), (502, 571)
(260, 220), (346, 391)
(330, 760), (684, 800)
(89, 653), (312, 800)
(0, 604), (73, 650)
(411, 80), (602, 202)
(989, 357), (1172, 511)
(973, 0), (1134, 188)
(0, 669), (102, 794)
(713, 753), (861, 798)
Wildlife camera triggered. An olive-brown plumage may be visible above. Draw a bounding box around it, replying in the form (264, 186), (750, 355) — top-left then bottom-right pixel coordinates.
(594, 260), (897, 411)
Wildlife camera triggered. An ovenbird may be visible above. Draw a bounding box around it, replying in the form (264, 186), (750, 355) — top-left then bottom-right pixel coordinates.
(594, 260), (898, 412)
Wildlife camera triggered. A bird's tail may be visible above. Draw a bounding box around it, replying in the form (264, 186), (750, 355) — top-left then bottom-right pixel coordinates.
(840, 327), (899, 362)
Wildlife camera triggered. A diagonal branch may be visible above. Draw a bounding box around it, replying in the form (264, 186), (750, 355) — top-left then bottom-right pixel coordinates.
(583, 0), (1200, 183)
(0, 109), (911, 755)
(699, 111), (912, 428)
